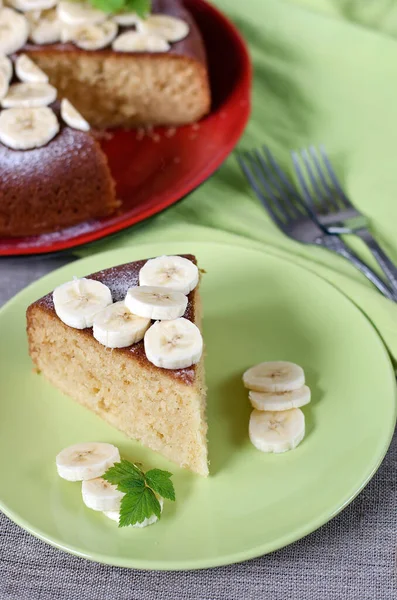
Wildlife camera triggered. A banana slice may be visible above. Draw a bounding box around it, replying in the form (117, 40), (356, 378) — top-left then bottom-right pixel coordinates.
(28, 8), (61, 44)
(0, 106), (59, 149)
(57, 1), (108, 25)
(112, 11), (140, 26)
(249, 408), (305, 453)
(144, 317), (203, 370)
(243, 361), (305, 393)
(2, 82), (57, 108)
(104, 498), (164, 527)
(82, 477), (124, 512)
(15, 54), (49, 83)
(93, 301), (150, 348)
(112, 31), (170, 53)
(125, 286), (188, 321)
(0, 7), (29, 55)
(6, 0), (56, 11)
(69, 20), (117, 50)
(60, 98), (90, 131)
(138, 14), (189, 43)
(0, 70), (8, 100)
(249, 386), (311, 412)
(56, 442), (120, 481)
(53, 277), (113, 329)
(0, 54), (13, 82)
(139, 255), (199, 295)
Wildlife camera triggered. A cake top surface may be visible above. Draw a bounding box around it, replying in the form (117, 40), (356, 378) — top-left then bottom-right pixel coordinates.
(32, 254), (200, 385)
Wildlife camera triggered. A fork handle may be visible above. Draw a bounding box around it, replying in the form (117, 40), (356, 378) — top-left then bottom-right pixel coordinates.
(317, 235), (396, 301)
(352, 230), (397, 299)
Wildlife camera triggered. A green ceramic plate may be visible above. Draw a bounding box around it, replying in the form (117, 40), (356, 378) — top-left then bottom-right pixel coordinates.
(0, 242), (395, 570)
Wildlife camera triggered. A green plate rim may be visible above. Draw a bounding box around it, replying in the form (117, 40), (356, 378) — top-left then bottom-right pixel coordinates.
(0, 241), (396, 570)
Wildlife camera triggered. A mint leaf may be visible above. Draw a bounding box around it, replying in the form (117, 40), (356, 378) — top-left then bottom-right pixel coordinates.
(118, 487), (161, 528)
(102, 459), (144, 487)
(145, 469), (176, 501)
(124, 0), (151, 17)
(89, 0), (124, 12)
(87, 0), (151, 17)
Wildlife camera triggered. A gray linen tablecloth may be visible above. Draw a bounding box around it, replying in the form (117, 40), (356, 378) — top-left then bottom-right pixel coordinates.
(0, 257), (396, 600)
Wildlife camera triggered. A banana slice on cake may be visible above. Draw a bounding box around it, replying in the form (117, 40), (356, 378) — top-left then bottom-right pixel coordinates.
(2, 82), (57, 108)
(6, 0), (56, 11)
(137, 14), (189, 43)
(82, 477), (124, 511)
(69, 21), (117, 50)
(243, 361), (305, 393)
(53, 278), (113, 329)
(144, 317), (203, 369)
(139, 255), (199, 295)
(112, 11), (140, 26)
(0, 54), (13, 82)
(112, 31), (170, 52)
(125, 286), (188, 321)
(104, 498), (164, 527)
(60, 98), (90, 131)
(57, 0), (108, 25)
(15, 54), (49, 83)
(249, 408), (305, 453)
(56, 442), (120, 481)
(93, 301), (151, 348)
(28, 8), (61, 45)
(0, 106), (59, 149)
(249, 386), (311, 411)
(0, 7), (29, 55)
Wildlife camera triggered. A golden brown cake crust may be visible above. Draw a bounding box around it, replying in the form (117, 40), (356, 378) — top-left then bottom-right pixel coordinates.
(27, 254), (198, 385)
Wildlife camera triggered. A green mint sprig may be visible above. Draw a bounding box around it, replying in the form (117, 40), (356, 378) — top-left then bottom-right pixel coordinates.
(88, 0), (151, 17)
(103, 459), (175, 528)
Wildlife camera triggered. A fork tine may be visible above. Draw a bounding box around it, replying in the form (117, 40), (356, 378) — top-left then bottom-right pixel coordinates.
(318, 145), (352, 208)
(307, 146), (339, 211)
(291, 151), (319, 212)
(253, 149), (300, 220)
(237, 152), (286, 230)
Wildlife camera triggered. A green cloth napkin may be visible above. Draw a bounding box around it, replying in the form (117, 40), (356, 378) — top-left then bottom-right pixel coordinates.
(77, 0), (397, 363)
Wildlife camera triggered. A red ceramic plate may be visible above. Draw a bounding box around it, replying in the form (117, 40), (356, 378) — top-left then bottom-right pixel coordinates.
(0, 0), (251, 256)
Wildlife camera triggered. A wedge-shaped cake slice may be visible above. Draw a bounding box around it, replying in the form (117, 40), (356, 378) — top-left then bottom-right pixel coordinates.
(26, 255), (208, 476)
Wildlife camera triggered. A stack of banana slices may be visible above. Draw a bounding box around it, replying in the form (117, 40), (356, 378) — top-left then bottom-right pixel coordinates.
(0, 52), (89, 149)
(56, 441), (163, 526)
(243, 361), (311, 454)
(0, 1), (190, 55)
(53, 255), (204, 370)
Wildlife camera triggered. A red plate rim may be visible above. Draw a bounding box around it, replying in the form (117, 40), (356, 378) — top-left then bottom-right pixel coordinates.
(0, 0), (252, 256)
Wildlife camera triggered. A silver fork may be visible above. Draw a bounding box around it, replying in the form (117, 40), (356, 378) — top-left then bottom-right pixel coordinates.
(291, 145), (397, 298)
(237, 147), (395, 301)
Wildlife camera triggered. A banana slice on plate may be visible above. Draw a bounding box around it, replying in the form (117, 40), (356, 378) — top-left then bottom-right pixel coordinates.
(15, 54), (49, 83)
(53, 277), (113, 329)
(28, 8), (61, 44)
(69, 21), (117, 50)
(112, 31), (170, 53)
(243, 361), (305, 393)
(138, 14), (189, 43)
(104, 498), (164, 527)
(0, 106), (59, 149)
(60, 98), (90, 131)
(249, 386), (311, 412)
(144, 317), (203, 369)
(82, 477), (124, 512)
(112, 11), (140, 26)
(93, 301), (151, 348)
(56, 442), (120, 481)
(57, 0), (108, 25)
(249, 408), (305, 453)
(6, 0), (56, 11)
(2, 82), (57, 108)
(0, 7), (29, 55)
(139, 255), (199, 295)
(125, 286), (188, 321)
(0, 54), (13, 82)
